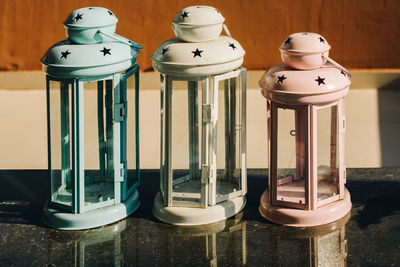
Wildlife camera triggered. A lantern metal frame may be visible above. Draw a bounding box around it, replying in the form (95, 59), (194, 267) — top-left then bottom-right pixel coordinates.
(43, 65), (140, 230)
(153, 67), (247, 225)
(259, 95), (351, 227)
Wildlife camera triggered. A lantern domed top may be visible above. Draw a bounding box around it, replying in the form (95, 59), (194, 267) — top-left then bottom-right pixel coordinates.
(279, 32), (331, 54)
(279, 32), (332, 70)
(152, 35), (244, 77)
(41, 38), (138, 78)
(172, 6), (225, 42)
(63, 7), (120, 44)
(259, 63), (350, 105)
(42, 7), (140, 79)
(153, 5), (244, 76)
(64, 7), (118, 28)
(173, 6), (224, 26)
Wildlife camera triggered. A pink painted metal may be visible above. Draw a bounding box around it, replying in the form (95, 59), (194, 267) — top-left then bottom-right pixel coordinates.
(279, 32), (330, 70)
(259, 63), (350, 105)
(259, 188), (351, 227)
(259, 32), (352, 227)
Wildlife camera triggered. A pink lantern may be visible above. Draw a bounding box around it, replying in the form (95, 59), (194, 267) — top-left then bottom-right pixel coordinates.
(258, 33), (352, 227)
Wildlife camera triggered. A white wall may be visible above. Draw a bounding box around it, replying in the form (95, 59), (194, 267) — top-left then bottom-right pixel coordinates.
(0, 70), (399, 169)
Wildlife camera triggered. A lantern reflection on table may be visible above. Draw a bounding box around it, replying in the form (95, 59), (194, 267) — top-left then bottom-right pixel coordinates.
(259, 33), (352, 227)
(165, 216), (247, 266)
(41, 7), (141, 230)
(265, 213), (349, 266)
(48, 220), (126, 266)
(152, 6), (247, 225)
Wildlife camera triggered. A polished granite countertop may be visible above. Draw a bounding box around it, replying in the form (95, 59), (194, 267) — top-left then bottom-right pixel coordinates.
(0, 169), (399, 266)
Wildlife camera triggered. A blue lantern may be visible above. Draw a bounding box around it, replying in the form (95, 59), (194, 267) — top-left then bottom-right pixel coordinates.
(41, 7), (142, 230)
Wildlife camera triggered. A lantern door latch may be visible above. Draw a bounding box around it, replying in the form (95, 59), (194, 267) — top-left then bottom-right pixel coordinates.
(114, 103), (126, 122)
(202, 104), (215, 123)
(340, 115), (346, 134)
(200, 165), (216, 184)
(201, 165), (210, 184)
(115, 162), (125, 183)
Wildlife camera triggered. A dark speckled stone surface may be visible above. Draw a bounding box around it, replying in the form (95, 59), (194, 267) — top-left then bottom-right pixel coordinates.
(0, 169), (399, 266)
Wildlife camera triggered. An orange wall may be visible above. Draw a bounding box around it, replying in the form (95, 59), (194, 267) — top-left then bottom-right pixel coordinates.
(0, 0), (399, 71)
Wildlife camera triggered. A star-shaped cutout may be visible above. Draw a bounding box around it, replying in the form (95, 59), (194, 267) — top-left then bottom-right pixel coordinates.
(181, 11), (189, 19)
(215, 8), (220, 13)
(88, 7), (94, 10)
(74, 13), (83, 22)
(100, 47), (111, 56)
(107, 10), (113, 16)
(228, 43), (237, 50)
(302, 32), (308, 35)
(315, 76), (325, 85)
(284, 37), (292, 45)
(341, 70), (346, 76)
(160, 47), (169, 56)
(319, 37), (325, 43)
(277, 75), (287, 83)
(60, 50), (71, 59)
(192, 48), (203, 58)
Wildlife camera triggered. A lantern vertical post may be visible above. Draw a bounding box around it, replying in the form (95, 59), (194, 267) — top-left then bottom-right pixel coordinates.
(240, 67), (247, 194)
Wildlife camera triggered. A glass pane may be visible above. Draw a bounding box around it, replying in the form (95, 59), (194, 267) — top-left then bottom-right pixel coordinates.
(84, 80), (114, 208)
(171, 80), (202, 205)
(49, 80), (72, 208)
(276, 108), (306, 205)
(215, 77), (241, 202)
(126, 73), (138, 191)
(317, 105), (339, 202)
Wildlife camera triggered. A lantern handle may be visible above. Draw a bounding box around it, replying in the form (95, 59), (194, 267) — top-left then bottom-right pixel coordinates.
(323, 56), (352, 77)
(223, 24), (232, 37)
(97, 30), (143, 50)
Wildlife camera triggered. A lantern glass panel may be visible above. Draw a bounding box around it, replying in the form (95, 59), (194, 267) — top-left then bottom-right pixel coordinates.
(216, 78), (242, 198)
(49, 80), (73, 208)
(171, 80), (202, 205)
(276, 107), (307, 205)
(83, 80), (115, 207)
(126, 74), (138, 191)
(317, 105), (339, 201)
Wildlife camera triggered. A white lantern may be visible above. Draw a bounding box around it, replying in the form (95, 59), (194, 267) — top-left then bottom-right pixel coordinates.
(151, 6), (247, 225)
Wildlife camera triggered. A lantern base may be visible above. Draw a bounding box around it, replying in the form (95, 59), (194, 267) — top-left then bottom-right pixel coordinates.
(152, 192), (246, 225)
(259, 188), (351, 227)
(42, 189), (140, 230)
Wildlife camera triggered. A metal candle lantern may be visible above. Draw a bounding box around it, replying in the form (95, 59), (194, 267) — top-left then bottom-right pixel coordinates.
(259, 33), (352, 227)
(152, 6), (247, 225)
(41, 7), (142, 230)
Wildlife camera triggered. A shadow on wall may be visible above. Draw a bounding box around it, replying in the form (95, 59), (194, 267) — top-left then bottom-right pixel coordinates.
(378, 77), (400, 167)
